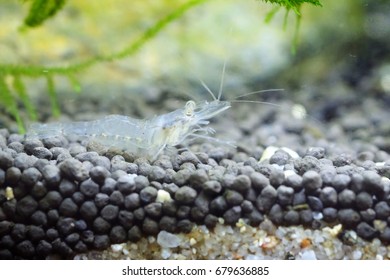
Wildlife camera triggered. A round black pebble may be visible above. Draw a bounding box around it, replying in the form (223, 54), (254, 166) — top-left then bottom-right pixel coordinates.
(11, 223), (27, 241)
(71, 192), (85, 206)
(363, 171), (384, 198)
(65, 233), (80, 245)
(81, 230), (94, 244)
(39, 191), (62, 211)
(93, 217), (111, 234)
(360, 208), (376, 222)
(74, 241), (88, 253)
(356, 192), (373, 210)
(124, 193), (140, 210)
(93, 234), (110, 250)
(176, 205), (191, 219)
(56, 217), (76, 236)
(118, 210), (134, 229)
(116, 175), (136, 195)
(16, 195), (38, 218)
(140, 187), (158, 204)
(245, 209), (264, 227)
(159, 216), (177, 232)
(21, 167), (42, 186)
(231, 175), (251, 194)
(224, 190), (244, 206)
(31, 181), (47, 199)
(59, 198), (78, 217)
(300, 209), (313, 225)
(80, 201), (98, 221)
(209, 196), (228, 215)
(75, 220), (87, 231)
(27, 225), (45, 242)
(204, 214), (218, 229)
(0, 235), (14, 249)
(323, 207), (338, 223)
(15, 240), (35, 258)
(338, 209), (360, 228)
(41, 165), (61, 187)
(142, 217), (159, 235)
(283, 174), (303, 191)
(268, 204), (284, 224)
(46, 229), (59, 241)
(277, 185), (294, 206)
(109, 191), (124, 206)
(94, 193), (110, 208)
(338, 189), (356, 208)
(36, 240), (52, 258)
(284, 210), (300, 225)
(89, 166), (110, 185)
(101, 178), (116, 194)
(319, 187), (337, 207)
(144, 202), (162, 218)
(133, 208), (145, 221)
(100, 204), (119, 221)
(380, 227), (390, 243)
(241, 200), (254, 213)
(356, 222), (378, 240)
(250, 172), (269, 192)
(302, 170), (322, 195)
(128, 226), (142, 242)
(176, 219), (193, 233)
(109, 225), (127, 243)
(332, 174), (351, 192)
(52, 238), (73, 257)
(80, 179), (99, 198)
(255, 185), (277, 212)
(374, 201), (390, 220)
(59, 179), (77, 197)
(223, 206), (241, 225)
(307, 196), (323, 212)
(202, 180), (222, 195)
(175, 186), (197, 205)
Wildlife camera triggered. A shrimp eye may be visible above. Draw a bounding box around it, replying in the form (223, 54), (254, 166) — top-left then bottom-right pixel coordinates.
(185, 100), (196, 116)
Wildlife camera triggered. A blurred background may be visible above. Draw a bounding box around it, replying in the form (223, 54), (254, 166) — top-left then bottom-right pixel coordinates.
(0, 0), (389, 134)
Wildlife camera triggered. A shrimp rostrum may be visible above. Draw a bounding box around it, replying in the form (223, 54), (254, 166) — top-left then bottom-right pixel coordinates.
(26, 99), (231, 160)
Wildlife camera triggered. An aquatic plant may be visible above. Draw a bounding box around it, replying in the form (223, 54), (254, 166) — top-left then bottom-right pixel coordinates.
(0, 0), (322, 133)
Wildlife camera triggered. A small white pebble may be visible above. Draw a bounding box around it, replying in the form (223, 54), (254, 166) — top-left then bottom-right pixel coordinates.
(5, 187), (14, 200)
(190, 238), (197, 246)
(352, 250), (362, 260)
(156, 189), (172, 203)
(240, 226), (246, 233)
(157, 231), (181, 248)
(161, 248), (172, 259)
(284, 170), (297, 178)
(299, 250), (317, 260)
(111, 244), (124, 252)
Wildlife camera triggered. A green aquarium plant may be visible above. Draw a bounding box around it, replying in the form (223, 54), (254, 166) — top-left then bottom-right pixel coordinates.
(0, 0), (322, 133)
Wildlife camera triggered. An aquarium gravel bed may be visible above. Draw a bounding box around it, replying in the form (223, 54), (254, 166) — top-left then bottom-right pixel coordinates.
(1, 95), (390, 260)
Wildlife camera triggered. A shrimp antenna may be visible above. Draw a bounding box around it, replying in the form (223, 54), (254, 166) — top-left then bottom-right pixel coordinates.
(218, 60), (227, 101)
(199, 79), (217, 101)
(234, 88), (285, 100)
(230, 99), (283, 108)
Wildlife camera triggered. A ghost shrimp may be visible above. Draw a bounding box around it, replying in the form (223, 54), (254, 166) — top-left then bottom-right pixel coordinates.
(26, 98), (231, 160)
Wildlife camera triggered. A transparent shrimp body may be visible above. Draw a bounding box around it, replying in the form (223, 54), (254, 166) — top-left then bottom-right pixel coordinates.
(26, 99), (231, 159)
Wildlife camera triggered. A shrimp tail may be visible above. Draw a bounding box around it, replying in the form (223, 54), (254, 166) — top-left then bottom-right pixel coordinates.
(26, 121), (92, 140)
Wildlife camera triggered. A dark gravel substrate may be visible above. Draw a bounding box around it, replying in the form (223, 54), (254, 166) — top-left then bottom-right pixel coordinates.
(1, 94), (390, 260)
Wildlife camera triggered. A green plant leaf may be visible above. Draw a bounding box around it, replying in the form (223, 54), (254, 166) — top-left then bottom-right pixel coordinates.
(13, 75), (38, 121)
(0, 75), (25, 133)
(46, 75), (60, 118)
(24, 0), (67, 28)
